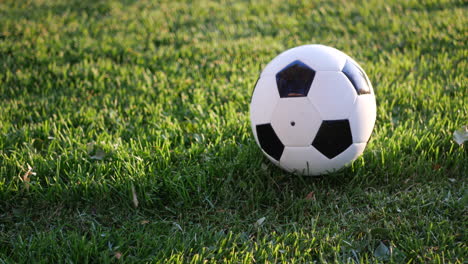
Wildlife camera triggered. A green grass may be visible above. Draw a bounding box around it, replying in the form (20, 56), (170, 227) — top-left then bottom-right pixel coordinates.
(0, 0), (467, 262)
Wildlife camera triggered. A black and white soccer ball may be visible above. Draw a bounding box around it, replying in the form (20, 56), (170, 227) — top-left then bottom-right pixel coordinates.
(250, 44), (376, 176)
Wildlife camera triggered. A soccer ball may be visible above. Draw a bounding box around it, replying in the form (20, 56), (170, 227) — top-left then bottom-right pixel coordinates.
(250, 44), (376, 176)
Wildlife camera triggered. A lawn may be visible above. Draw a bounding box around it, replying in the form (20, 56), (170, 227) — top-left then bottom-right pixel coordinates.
(0, 0), (466, 262)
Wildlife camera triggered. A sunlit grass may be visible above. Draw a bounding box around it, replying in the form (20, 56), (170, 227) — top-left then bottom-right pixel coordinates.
(0, 0), (466, 262)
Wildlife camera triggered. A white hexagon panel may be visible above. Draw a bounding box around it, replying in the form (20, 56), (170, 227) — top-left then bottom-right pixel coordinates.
(270, 98), (322, 147)
(280, 143), (366, 176)
(261, 45), (347, 77)
(250, 76), (280, 125)
(307, 71), (357, 120)
(297, 44), (346, 71)
(348, 94), (377, 143)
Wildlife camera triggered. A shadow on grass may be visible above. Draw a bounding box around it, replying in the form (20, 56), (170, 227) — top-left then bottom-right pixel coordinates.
(2, 133), (463, 226)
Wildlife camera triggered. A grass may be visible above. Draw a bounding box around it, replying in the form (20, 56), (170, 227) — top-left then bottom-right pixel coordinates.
(0, 0), (466, 262)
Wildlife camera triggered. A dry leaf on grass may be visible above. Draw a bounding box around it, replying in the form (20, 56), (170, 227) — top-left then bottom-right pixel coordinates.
(87, 142), (108, 160)
(90, 149), (107, 160)
(255, 217), (266, 227)
(305, 191), (315, 200)
(21, 164), (36, 191)
(173, 222), (183, 232)
(374, 241), (391, 258)
(453, 126), (468, 145)
(131, 184), (138, 208)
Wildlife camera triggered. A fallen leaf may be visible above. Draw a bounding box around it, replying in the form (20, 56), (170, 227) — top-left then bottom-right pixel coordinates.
(114, 252), (122, 259)
(374, 241), (391, 259)
(255, 217), (266, 227)
(131, 184), (138, 208)
(21, 164), (36, 191)
(305, 191), (315, 200)
(453, 126), (468, 145)
(90, 149), (107, 160)
(173, 222), (183, 232)
(428, 246), (439, 252)
(140, 220), (149, 225)
(86, 142), (95, 154)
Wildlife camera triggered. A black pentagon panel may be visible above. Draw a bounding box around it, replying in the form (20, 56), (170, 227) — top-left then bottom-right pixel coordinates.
(276, 60), (316, 98)
(256, 124), (284, 161)
(312, 120), (352, 159)
(342, 60), (371, 95)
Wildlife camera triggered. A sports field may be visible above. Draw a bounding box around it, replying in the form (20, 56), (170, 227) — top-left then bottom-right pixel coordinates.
(0, 0), (466, 262)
